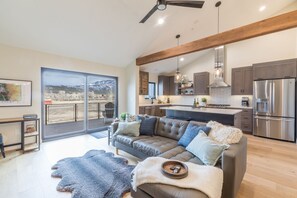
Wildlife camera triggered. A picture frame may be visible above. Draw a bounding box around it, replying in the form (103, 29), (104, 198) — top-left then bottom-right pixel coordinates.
(0, 78), (32, 107)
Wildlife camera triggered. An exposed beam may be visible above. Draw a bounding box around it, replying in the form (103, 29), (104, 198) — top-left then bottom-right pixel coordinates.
(136, 10), (297, 66)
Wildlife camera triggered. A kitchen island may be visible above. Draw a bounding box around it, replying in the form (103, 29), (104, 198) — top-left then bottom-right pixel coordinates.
(160, 106), (242, 127)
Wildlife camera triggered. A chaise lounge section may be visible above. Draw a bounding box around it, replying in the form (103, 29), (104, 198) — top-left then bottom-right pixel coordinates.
(112, 116), (247, 198)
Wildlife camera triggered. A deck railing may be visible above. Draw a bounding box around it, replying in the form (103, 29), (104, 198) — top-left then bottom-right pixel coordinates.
(44, 102), (113, 125)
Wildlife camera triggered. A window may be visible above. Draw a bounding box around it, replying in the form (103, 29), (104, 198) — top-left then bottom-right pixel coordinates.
(145, 82), (156, 99)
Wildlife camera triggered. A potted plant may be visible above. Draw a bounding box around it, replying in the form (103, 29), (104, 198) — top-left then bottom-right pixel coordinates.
(201, 98), (207, 107)
(120, 112), (127, 121)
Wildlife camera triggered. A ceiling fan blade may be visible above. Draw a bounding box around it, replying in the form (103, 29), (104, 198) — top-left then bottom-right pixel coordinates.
(140, 4), (158, 23)
(166, 1), (205, 8)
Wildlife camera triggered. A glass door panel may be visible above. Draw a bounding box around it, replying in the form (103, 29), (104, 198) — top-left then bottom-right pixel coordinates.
(42, 69), (86, 139)
(87, 75), (117, 132)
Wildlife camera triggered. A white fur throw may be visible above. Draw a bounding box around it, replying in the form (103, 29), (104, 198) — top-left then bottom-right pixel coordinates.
(207, 121), (243, 144)
(131, 157), (223, 198)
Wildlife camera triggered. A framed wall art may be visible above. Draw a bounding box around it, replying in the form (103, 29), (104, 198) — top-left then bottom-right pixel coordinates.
(0, 79), (32, 107)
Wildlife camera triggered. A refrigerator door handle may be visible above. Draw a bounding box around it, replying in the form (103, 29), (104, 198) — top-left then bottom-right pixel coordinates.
(254, 116), (269, 120)
(271, 82), (275, 114)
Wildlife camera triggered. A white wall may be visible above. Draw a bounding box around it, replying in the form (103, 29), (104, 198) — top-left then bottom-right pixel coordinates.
(169, 28), (297, 106)
(0, 44), (127, 150)
(126, 62), (139, 115)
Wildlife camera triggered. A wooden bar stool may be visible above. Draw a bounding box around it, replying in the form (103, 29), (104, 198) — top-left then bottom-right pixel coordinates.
(0, 133), (5, 158)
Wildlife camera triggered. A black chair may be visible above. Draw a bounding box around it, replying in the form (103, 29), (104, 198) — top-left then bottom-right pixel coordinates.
(103, 102), (115, 124)
(0, 133), (5, 158)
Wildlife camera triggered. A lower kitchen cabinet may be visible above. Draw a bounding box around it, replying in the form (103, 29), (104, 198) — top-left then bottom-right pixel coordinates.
(240, 109), (253, 134)
(139, 105), (170, 117)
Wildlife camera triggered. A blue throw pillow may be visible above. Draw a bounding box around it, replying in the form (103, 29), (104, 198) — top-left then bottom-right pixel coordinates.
(178, 123), (211, 147)
(137, 116), (157, 136)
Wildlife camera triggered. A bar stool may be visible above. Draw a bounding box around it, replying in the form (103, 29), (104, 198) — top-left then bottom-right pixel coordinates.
(0, 133), (5, 158)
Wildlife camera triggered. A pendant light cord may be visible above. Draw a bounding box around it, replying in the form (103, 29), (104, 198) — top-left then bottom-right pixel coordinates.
(176, 35), (180, 71)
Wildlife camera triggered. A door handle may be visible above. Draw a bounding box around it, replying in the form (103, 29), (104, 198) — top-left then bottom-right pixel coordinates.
(254, 116), (268, 120)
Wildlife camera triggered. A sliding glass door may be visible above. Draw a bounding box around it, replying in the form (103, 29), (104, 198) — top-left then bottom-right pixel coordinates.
(87, 75), (117, 132)
(41, 68), (118, 140)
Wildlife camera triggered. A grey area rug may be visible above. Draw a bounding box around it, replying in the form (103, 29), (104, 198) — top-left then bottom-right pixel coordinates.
(90, 131), (108, 139)
(51, 150), (135, 198)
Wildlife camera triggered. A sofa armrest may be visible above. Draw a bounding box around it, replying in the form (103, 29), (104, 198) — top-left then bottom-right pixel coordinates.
(111, 122), (119, 146)
(221, 136), (247, 198)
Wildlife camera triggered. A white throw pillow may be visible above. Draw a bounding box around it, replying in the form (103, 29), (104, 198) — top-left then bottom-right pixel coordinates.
(207, 121), (243, 144)
(113, 121), (140, 137)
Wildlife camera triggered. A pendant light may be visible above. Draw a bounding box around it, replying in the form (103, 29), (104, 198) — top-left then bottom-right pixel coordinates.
(174, 34), (182, 84)
(214, 1), (223, 78)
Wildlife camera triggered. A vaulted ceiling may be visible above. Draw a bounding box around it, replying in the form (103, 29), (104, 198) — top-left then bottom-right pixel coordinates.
(0, 0), (296, 68)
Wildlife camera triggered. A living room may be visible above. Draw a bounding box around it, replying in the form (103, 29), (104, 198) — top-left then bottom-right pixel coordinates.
(1, 1), (297, 198)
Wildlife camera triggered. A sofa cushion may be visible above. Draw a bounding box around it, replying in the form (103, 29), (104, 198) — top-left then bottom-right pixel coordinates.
(114, 135), (149, 147)
(178, 123), (211, 147)
(186, 132), (229, 166)
(156, 118), (188, 141)
(132, 136), (178, 157)
(137, 116), (157, 136)
(157, 146), (204, 165)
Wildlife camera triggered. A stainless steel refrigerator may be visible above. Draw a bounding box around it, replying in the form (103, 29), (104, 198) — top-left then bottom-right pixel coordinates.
(253, 78), (296, 142)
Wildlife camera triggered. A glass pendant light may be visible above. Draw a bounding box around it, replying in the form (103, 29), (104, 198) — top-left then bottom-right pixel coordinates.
(174, 34), (182, 83)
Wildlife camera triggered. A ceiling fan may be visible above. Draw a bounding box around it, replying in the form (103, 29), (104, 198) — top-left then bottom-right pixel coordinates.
(140, 0), (205, 23)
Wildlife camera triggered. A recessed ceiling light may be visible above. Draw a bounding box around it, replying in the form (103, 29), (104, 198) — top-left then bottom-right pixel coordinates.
(259, 5), (266, 12)
(179, 57), (184, 62)
(157, 18), (165, 25)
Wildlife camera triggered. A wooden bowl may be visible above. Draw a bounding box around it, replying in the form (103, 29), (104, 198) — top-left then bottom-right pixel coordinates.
(161, 161), (188, 179)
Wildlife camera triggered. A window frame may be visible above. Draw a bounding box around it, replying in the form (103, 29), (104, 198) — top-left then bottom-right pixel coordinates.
(145, 82), (156, 99)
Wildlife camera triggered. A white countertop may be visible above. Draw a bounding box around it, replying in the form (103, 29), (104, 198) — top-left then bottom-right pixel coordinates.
(139, 103), (171, 107)
(160, 106), (242, 115)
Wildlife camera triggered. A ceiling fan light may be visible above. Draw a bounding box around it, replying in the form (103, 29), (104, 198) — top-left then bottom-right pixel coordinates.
(157, 1), (167, 11)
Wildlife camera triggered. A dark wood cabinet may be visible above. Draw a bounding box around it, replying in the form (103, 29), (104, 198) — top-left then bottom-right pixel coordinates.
(241, 109), (253, 134)
(231, 66), (253, 95)
(139, 71), (149, 95)
(139, 105), (170, 116)
(169, 76), (178, 95)
(193, 72), (210, 95)
(158, 76), (177, 96)
(253, 59), (297, 80)
(158, 76), (169, 96)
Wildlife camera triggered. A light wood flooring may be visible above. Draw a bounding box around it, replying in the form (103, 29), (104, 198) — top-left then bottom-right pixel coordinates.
(0, 134), (296, 198)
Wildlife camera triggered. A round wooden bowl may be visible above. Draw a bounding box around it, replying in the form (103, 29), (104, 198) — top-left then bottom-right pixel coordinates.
(161, 161), (188, 179)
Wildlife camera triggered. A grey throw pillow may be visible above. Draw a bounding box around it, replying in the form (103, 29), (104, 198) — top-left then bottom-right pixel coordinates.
(137, 115), (157, 136)
(113, 121), (141, 137)
(186, 131), (229, 166)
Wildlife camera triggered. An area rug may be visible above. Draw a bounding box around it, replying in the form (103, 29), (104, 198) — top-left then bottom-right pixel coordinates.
(51, 150), (135, 198)
(89, 131), (108, 139)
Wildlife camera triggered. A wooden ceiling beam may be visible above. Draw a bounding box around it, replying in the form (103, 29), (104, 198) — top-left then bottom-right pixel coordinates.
(136, 10), (297, 66)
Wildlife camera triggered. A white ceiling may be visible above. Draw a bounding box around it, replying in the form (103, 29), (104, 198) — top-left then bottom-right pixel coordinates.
(0, 0), (296, 68)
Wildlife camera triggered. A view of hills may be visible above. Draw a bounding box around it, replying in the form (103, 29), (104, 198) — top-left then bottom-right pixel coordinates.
(46, 80), (116, 95)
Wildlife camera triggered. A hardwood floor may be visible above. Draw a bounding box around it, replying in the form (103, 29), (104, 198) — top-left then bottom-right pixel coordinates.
(0, 134), (296, 198)
(238, 135), (297, 198)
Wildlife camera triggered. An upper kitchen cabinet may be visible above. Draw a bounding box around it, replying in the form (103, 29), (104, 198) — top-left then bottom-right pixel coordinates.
(139, 71), (149, 95)
(158, 75), (170, 95)
(193, 72), (210, 95)
(253, 59), (297, 80)
(169, 76), (179, 95)
(232, 66), (253, 95)
(158, 76), (177, 96)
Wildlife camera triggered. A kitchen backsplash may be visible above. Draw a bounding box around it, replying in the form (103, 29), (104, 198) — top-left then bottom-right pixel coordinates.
(139, 87), (253, 107)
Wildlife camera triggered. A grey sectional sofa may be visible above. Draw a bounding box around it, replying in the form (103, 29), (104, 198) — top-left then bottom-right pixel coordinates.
(111, 117), (247, 198)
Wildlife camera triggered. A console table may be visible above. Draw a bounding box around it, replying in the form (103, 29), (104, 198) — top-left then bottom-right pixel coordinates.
(0, 117), (40, 153)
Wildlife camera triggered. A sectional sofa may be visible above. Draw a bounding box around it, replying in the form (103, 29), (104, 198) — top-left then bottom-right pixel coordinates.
(111, 116), (247, 198)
